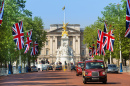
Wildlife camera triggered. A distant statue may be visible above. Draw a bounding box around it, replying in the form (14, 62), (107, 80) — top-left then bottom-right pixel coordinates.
(56, 48), (60, 56)
(62, 22), (69, 31)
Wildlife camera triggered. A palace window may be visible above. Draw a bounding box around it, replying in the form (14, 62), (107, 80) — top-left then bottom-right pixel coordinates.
(58, 41), (61, 46)
(46, 49), (48, 55)
(82, 50), (84, 56)
(46, 41), (48, 45)
(70, 41), (72, 46)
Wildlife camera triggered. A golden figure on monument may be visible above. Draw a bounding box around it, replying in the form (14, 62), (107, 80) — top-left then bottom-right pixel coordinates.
(62, 22), (69, 36)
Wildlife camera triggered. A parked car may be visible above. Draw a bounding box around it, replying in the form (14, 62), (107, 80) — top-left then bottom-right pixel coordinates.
(76, 61), (84, 76)
(82, 60), (107, 84)
(31, 66), (38, 72)
(71, 65), (76, 71)
(48, 66), (53, 70)
(56, 66), (62, 70)
(42, 65), (49, 71)
(107, 64), (119, 73)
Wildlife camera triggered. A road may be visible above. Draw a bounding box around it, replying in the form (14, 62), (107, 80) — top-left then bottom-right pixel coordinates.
(0, 70), (130, 86)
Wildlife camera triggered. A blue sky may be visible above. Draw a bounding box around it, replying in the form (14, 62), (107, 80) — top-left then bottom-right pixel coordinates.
(25, 0), (122, 29)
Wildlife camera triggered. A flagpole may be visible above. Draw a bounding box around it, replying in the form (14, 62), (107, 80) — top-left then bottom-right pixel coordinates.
(117, 4), (123, 72)
(19, 51), (22, 73)
(64, 7), (65, 23)
(110, 52), (111, 64)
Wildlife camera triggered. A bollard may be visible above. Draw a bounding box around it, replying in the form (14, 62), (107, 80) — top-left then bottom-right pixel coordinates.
(8, 64), (12, 74)
(18, 66), (22, 73)
(26, 66), (28, 73)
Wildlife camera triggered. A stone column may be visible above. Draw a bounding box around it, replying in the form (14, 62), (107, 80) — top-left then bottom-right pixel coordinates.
(53, 36), (55, 56)
(75, 36), (78, 56)
(78, 36), (80, 56)
(73, 36), (76, 54)
(50, 36), (53, 56)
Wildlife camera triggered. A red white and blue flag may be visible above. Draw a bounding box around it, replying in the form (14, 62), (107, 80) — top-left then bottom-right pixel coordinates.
(89, 47), (92, 57)
(0, 0), (4, 25)
(103, 30), (115, 52)
(125, 0), (130, 38)
(31, 41), (38, 56)
(89, 44), (95, 58)
(97, 30), (106, 55)
(24, 30), (32, 54)
(103, 22), (115, 52)
(12, 21), (24, 50)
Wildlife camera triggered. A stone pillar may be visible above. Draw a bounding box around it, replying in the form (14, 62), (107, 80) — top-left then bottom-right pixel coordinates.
(75, 36), (78, 56)
(50, 36), (53, 56)
(53, 36), (55, 56)
(55, 36), (57, 54)
(78, 36), (80, 56)
(73, 36), (76, 54)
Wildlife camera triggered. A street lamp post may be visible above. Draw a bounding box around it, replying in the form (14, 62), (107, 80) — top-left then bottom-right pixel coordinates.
(117, 4), (123, 72)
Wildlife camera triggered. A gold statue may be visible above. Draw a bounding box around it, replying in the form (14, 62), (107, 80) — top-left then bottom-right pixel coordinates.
(62, 22), (69, 36)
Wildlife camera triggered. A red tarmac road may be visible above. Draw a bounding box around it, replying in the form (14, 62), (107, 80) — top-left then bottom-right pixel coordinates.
(0, 70), (130, 86)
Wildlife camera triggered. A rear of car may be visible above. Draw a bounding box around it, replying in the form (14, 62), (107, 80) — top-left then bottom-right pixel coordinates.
(107, 64), (118, 73)
(56, 66), (62, 70)
(42, 65), (48, 71)
(82, 60), (107, 84)
(71, 65), (76, 71)
(31, 66), (38, 72)
(48, 66), (53, 70)
(76, 61), (84, 76)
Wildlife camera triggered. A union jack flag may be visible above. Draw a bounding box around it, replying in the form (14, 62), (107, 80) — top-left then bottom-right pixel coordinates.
(89, 47), (92, 57)
(89, 44), (95, 58)
(103, 30), (115, 52)
(31, 41), (38, 56)
(0, 0), (4, 25)
(24, 30), (32, 54)
(125, 0), (130, 38)
(97, 30), (105, 55)
(12, 21), (24, 50)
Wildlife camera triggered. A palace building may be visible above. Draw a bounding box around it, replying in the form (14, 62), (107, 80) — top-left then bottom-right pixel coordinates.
(37, 24), (90, 64)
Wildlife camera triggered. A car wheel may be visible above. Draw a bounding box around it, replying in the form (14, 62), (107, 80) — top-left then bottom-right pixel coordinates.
(76, 72), (79, 76)
(83, 77), (86, 84)
(103, 81), (107, 84)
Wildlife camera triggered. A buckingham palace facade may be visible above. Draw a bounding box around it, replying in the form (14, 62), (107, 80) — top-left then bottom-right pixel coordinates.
(37, 24), (90, 64)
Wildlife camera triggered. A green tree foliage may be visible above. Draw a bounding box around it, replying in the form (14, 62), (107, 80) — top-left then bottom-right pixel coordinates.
(83, 1), (130, 62)
(0, 0), (46, 66)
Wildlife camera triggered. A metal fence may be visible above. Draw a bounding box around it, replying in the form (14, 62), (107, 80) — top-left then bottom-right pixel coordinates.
(0, 67), (27, 76)
(122, 66), (130, 72)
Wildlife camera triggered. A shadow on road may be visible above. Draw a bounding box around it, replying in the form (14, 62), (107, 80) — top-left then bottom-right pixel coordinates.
(85, 82), (121, 85)
(0, 71), (72, 86)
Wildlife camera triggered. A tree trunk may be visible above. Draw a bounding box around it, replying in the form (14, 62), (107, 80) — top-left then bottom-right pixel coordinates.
(4, 60), (7, 68)
(129, 51), (130, 67)
(28, 59), (30, 67)
(0, 62), (2, 68)
(125, 58), (126, 66)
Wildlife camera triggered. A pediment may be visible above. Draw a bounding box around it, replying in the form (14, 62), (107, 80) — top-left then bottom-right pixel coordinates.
(48, 27), (80, 33)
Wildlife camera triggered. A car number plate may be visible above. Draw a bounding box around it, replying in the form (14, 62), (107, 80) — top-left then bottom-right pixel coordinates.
(92, 78), (99, 80)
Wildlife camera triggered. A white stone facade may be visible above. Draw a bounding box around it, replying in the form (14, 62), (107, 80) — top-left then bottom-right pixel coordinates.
(37, 24), (90, 64)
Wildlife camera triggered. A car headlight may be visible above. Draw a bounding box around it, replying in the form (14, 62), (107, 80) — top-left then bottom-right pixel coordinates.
(102, 71), (106, 75)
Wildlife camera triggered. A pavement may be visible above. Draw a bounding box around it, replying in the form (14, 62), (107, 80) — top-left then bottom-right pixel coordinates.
(0, 69), (130, 86)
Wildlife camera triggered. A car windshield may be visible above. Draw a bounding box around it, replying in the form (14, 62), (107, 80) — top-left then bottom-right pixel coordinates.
(78, 63), (84, 67)
(31, 66), (37, 68)
(85, 62), (104, 69)
(108, 65), (117, 68)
